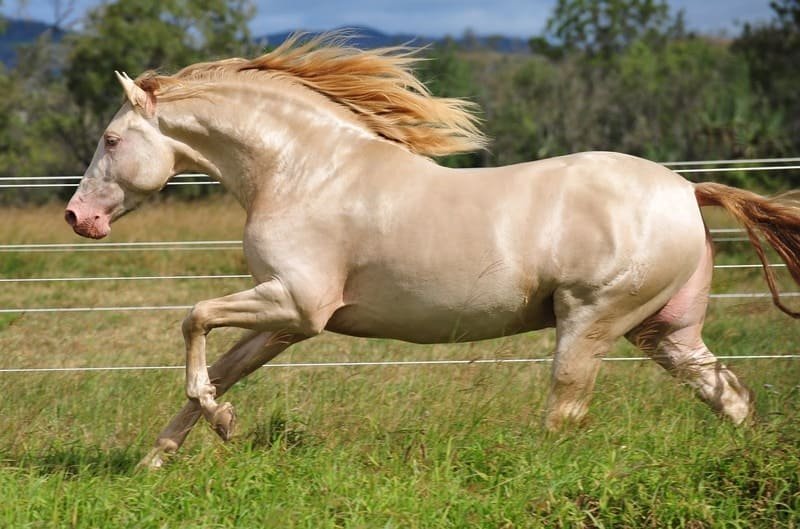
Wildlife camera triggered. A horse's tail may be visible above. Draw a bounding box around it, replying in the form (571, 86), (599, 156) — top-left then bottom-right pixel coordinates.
(695, 182), (800, 318)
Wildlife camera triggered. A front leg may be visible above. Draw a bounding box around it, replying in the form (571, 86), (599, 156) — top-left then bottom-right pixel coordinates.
(140, 330), (305, 469)
(182, 279), (327, 435)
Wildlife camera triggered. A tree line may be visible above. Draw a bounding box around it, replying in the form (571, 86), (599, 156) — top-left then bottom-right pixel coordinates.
(0, 0), (797, 204)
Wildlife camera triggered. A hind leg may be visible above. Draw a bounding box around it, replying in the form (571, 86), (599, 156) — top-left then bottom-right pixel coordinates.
(626, 237), (753, 423)
(544, 285), (628, 430)
(633, 326), (753, 423)
(545, 324), (615, 430)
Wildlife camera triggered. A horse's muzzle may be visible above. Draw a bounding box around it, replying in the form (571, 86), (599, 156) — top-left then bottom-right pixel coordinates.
(65, 200), (111, 239)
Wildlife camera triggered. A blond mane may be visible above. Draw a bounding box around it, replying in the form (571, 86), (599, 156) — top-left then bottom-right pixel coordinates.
(135, 33), (487, 157)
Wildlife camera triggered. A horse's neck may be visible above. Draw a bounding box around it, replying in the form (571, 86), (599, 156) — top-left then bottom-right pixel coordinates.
(160, 82), (395, 210)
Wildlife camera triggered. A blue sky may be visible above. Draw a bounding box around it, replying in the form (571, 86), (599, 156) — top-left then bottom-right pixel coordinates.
(2, 0), (775, 38)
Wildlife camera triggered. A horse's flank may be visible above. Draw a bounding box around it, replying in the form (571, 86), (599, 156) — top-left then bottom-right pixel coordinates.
(133, 33), (487, 158)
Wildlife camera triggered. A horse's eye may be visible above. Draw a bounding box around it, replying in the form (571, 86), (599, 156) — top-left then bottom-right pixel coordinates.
(105, 136), (120, 148)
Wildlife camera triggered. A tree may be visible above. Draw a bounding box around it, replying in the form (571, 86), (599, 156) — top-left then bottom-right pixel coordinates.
(63, 0), (255, 164)
(418, 39), (484, 168)
(735, 0), (800, 97)
(484, 33), (792, 190)
(734, 0), (800, 157)
(542, 0), (684, 59)
(0, 0), (4, 54)
(0, 25), (91, 203)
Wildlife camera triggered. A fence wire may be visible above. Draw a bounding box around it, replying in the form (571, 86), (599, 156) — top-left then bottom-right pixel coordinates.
(0, 263), (788, 284)
(1, 158), (797, 374)
(1, 159), (799, 188)
(0, 230), (760, 254)
(2, 354), (800, 374)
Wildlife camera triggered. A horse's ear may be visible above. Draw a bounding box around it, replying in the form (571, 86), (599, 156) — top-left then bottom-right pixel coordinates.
(114, 71), (156, 117)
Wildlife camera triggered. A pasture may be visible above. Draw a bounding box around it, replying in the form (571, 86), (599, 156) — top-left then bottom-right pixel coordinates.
(0, 196), (798, 528)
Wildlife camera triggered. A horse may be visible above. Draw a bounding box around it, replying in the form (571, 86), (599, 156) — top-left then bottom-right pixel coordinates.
(64, 35), (800, 469)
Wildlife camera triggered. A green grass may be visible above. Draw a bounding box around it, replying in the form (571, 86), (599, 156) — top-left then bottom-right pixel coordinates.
(0, 199), (798, 528)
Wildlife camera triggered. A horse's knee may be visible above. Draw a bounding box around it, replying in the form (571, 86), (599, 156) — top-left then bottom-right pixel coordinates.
(182, 301), (215, 338)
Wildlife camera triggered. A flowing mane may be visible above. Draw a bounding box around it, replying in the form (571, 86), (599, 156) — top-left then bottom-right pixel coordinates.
(134, 33), (487, 157)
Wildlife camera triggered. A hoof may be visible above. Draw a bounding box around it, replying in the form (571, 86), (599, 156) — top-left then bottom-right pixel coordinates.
(211, 402), (236, 442)
(137, 439), (179, 470)
(138, 448), (165, 470)
(544, 410), (589, 432)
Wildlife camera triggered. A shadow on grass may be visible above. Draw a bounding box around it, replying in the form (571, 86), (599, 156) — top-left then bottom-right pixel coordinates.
(244, 411), (307, 451)
(4, 444), (141, 477)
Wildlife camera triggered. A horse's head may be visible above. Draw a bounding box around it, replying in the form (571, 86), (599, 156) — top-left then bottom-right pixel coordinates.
(65, 72), (175, 239)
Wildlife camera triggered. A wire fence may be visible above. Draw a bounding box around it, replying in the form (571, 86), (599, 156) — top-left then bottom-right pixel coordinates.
(660, 156), (800, 166)
(0, 235), (767, 251)
(2, 157), (800, 187)
(1, 158), (798, 374)
(1, 292), (799, 315)
(0, 173), (218, 189)
(0, 241), (242, 252)
(0, 264), (788, 284)
(2, 354), (800, 374)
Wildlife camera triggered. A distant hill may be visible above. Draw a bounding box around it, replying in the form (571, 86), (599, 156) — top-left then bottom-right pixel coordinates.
(0, 19), (528, 68)
(0, 18), (65, 67)
(258, 26), (530, 54)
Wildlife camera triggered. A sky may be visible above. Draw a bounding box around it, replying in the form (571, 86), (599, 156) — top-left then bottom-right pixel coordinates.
(2, 0), (776, 38)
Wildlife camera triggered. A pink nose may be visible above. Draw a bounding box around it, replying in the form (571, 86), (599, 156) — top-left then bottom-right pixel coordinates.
(64, 208), (101, 227)
(64, 200), (111, 239)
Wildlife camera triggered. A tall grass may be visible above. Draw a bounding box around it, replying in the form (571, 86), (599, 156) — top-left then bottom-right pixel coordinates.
(0, 198), (797, 528)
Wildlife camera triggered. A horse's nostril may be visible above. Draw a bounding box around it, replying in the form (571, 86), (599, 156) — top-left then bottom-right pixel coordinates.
(65, 209), (78, 227)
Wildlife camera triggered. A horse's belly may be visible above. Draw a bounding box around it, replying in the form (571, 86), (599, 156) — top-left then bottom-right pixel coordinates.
(325, 286), (555, 343)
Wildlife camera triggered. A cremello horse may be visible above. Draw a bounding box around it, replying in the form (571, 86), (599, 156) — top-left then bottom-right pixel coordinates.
(64, 36), (800, 468)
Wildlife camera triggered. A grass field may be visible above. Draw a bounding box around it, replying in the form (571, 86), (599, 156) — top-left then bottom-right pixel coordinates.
(0, 197), (798, 528)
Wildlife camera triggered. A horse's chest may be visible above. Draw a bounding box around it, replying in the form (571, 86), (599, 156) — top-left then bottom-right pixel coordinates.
(241, 226), (322, 283)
